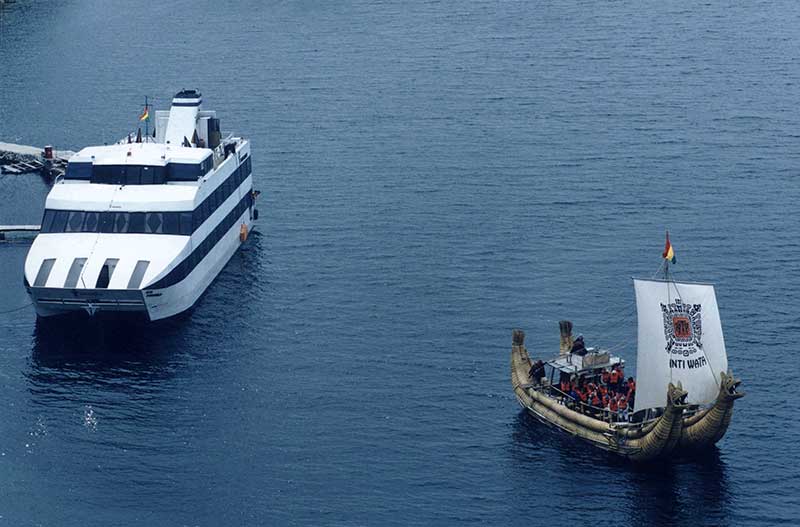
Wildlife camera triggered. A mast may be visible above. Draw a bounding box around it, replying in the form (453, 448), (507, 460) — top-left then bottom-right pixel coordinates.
(144, 96), (149, 140)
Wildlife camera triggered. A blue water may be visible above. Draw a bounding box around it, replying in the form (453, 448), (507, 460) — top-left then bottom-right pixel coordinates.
(2, 1), (800, 524)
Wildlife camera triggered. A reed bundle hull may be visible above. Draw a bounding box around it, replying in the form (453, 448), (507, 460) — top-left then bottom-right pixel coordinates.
(679, 371), (743, 449)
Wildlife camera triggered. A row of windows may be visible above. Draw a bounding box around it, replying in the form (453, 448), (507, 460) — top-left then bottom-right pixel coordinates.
(41, 209), (195, 235)
(66, 156), (215, 184)
(150, 192), (254, 289)
(42, 156), (252, 235)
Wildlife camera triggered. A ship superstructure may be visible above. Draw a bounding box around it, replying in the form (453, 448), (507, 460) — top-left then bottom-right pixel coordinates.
(24, 90), (257, 321)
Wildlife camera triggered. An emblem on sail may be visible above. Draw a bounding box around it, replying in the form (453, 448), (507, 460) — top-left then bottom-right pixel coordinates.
(661, 299), (702, 356)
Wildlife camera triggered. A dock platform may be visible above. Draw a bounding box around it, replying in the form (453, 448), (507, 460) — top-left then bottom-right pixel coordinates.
(0, 225), (40, 241)
(0, 141), (74, 179)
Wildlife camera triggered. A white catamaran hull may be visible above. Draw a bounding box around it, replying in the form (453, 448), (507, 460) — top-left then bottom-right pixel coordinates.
(144, 209), (252, 320)
(28, 209), (253, 322)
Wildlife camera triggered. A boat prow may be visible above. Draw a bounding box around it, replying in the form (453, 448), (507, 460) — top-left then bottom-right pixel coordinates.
(510, 330), (687, 462)
(679, 370), (744, 450)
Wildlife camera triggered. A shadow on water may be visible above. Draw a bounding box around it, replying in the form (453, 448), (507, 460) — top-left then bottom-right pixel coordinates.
(27, 309), (193, 387)
(509, 411), (732, 526)
(24, 232), (266, 391)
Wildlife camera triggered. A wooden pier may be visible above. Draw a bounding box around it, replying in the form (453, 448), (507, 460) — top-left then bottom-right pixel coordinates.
(0, 141), (74, 180)
(0, 225), (40, 241)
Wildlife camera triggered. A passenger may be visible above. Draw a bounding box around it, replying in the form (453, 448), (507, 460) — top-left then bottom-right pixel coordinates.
(568, 387), (579, 403)
(609, 367), (620, 392)
(618, 396), (629, 422)
(601, 369), (610, 385)
(609, 395), (619, 421)
(571, 335), (588, 356)
(528, 360), (544, 384)
(627, 377), (636, 395)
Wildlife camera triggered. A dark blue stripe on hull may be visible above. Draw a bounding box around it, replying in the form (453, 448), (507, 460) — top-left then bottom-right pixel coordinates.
(148, 191), (253, 290)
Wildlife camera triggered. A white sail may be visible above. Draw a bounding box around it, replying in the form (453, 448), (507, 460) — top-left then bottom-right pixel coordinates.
(634, 278), (728, 412)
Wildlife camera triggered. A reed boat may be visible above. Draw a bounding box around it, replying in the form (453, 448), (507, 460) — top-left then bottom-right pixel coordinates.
(511, 329), (688, 462)
(511, 237), (743, 460)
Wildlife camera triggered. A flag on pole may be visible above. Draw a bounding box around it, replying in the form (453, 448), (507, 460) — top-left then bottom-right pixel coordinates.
(139, 106), (150, 121)
(662, 231), (676, 263)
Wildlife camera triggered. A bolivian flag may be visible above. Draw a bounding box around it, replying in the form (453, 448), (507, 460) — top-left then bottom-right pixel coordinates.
(139, 106), (150, 121)
(662, 232), (676, 263)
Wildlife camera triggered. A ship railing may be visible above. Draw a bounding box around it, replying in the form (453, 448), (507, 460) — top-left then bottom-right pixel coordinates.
(529, 381), (632, 424)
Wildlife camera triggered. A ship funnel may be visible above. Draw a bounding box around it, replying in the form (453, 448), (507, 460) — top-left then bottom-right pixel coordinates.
(164, 89), (202, 146)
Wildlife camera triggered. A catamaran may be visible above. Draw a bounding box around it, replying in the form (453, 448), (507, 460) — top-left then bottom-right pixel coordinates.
(24, 90), (259, 321)
(510, 235), (743, 461)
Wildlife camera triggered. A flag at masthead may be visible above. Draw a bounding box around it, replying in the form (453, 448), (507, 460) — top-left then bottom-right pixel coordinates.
(663, 231), (676, 264)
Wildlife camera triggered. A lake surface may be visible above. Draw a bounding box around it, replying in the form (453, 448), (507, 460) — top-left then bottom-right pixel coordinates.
(1, 1), (799, 525)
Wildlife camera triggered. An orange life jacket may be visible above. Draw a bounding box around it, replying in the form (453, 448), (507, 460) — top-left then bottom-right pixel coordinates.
(618, 398), (628, 410)
(609, 398), (618, 412)
(591, 394), (600, 406)
(610, 370), (619, 383)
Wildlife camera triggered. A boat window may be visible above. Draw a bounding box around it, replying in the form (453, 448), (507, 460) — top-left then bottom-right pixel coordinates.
(145, 212), (163, 234)
(98, 212), (115, 233)
(122, 166), (139, 185)
(51, 211), (69, 233)
(84, 211), (99, 232)
(38, 208), (198, 235)
(33, 258), (56, 287)
(113, 212), (129, 233)
(64, 257), (87, 288)
(92, 165), (113, 184)
(162, 212), (179, 234)
(127, 260), (150, 289)
(179, 212), (193, 235)
(65, 211), (84, 232)
(41, 210), (56, 233)
(88, 165), (166, 185)
(129, 212), (146, 233)
(169, 163), (201, 181)
(65, 162), (92, 180)
(139, 166), (154, 185)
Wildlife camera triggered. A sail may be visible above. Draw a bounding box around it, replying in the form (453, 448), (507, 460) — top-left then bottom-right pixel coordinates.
(634, 279), (728, 412)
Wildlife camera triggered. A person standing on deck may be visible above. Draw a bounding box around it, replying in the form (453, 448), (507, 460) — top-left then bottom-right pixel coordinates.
(609, 367), (620, 393)
(571, 335), (587, 356)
